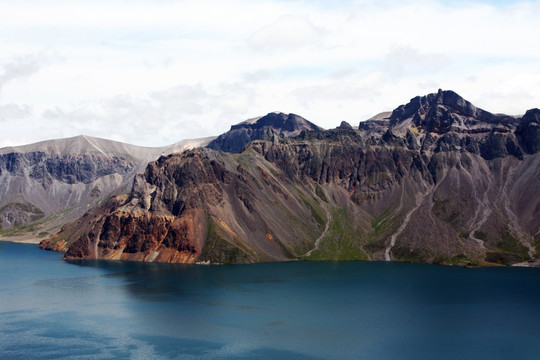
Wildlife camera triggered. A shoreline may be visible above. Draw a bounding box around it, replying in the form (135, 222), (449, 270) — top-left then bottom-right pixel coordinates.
(2, 238), (538, 268)
(0, 237), (42, 244)
(512, 259), (540, 267)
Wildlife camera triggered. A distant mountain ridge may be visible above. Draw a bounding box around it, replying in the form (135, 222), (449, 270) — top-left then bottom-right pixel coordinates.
(40, 90), (540, 267)
(0, 135), (214, 240)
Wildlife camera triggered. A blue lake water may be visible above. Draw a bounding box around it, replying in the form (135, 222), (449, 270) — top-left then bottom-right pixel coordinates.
(1, 241), (539, 359)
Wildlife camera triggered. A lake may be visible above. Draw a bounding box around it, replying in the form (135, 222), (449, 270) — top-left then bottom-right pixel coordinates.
(1, 241), (539, 359)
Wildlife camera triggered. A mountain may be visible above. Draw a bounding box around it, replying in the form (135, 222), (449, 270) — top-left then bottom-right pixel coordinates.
(207, 112), (323, 153)
(40, 90), (540, 266)
(0, 135), (214, 241)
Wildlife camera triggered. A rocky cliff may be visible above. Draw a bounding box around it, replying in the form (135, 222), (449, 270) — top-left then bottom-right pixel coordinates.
(0, 135), (214, 240)
(41, 90), (540, 266)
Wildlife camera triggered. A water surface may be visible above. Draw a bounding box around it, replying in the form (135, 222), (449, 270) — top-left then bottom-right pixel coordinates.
(1, 241), (539, 359)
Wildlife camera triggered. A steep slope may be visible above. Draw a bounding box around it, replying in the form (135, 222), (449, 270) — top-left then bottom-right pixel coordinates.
(0, 135), (213, 241)
(42, 90), (540, 266)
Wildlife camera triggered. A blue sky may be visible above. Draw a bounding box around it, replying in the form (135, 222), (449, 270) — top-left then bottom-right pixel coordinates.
(0, 0), (539, 147)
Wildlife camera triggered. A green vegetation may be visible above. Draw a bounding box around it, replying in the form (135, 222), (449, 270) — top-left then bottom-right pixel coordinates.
(232, 148), (257, 169)
(0, 202), (40, 214)
(0, 220), (50, 237)
(0, 206), (73, 238)
(432, 198), (461, 228)
(305, 208), (368, 261)
(260, 161), (279, 176)
(484, 228), (530, 265)
(0, 202), (45, 223)
(45, 226), (71, 247)
(370, 209), (401, 237)
(432, 254), (479, 267)
(432, 193), (472, 232)
(279, 203), (323, 255)
(315, 184), (328, 202)
(295, 189), (326, 228)
(391, 245), (429, 263)
(199, 217), (257, 264)
(363, 209), (403, 254)
(497, 229), (529, 256)
(485, 251), (525, 266)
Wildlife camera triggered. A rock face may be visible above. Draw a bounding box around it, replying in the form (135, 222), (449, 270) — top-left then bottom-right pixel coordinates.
(0, 135), (214, 238)
(516, 108), (540, 154)
(42, 91), (540, 266)
(54, 149), (323, 263)
(207, 112), (323, 153)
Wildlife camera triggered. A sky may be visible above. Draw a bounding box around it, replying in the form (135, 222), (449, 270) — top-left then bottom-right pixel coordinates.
(1, 0), (539, 148)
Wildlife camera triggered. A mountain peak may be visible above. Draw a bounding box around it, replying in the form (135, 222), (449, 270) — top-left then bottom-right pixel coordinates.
(234, 112), (321, 133)
(516, 108), (540, 154)
(388, 89), (515, 134)
(207, 112), (321, 153)
(390, 89), (477, 124)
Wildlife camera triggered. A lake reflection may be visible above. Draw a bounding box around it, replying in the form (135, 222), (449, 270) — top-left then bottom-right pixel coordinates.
(1, 242), (540, 359)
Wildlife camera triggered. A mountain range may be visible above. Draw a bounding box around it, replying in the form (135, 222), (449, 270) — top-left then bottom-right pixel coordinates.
(0, 135), (213, 241)
(4, 89), (539, 266)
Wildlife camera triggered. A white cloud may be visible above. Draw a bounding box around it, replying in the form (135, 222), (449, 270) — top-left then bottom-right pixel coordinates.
(0, 0), (539, 148)
(0, 103), (32, 122)
(383, 46), (450, 78)
(248, 15), (326, 52)
(0, 55), (44, 93)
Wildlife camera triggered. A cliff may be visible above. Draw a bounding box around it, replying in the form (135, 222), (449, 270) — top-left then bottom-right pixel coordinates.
(41, 90), (540, 266)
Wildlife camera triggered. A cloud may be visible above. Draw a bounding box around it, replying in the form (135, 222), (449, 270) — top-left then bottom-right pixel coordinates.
(41, 91), (212, 146)
(383, 46), (450, 78)
(0, 55), (43, 93)
(0, 103), (32, 122)
(242, 70), (271, 83)
(292, 81), (375, 105)
(248, 15), (326, 52)
(150, 84), (212, 116)
(38, 81), (258, 146)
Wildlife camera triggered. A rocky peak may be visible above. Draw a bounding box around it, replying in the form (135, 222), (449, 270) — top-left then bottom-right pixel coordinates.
(234, 112), (319, 132)
(390, 90), (475, 122)
(358, 112), (391, 133)
(338, 121), (354, 130)
(516, 108), (540, 154)
(207, 112), (322, 153)
(519, 108), (540, 125)
(388, 89), (517, 135)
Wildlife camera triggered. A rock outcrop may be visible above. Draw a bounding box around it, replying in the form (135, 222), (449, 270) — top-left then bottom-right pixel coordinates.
(42, 91), (540, 266)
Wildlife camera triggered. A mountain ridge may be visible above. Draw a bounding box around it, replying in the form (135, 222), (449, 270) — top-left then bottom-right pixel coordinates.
(0, 134), (215, 240)
(207, 112), (323, 153)
(39, 90), (540, 266)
